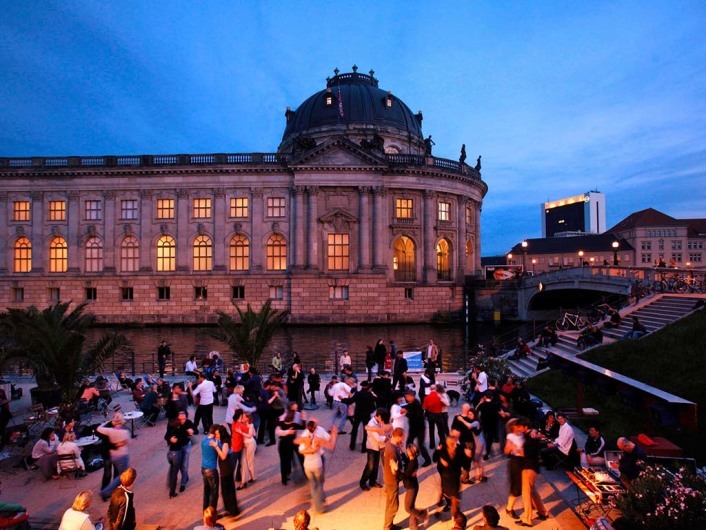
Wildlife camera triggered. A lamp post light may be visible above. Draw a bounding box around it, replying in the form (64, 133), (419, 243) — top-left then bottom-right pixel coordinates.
(531, 258), (537, 274)
(589, 257), (595, 266)
(507, 253), (513, 265)
(521, 240), (528, 272)
(612, 241), (620, 266)
(578, 250), (584, 267)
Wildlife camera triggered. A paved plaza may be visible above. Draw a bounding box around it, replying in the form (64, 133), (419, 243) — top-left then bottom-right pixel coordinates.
(2, 377), (587, 530)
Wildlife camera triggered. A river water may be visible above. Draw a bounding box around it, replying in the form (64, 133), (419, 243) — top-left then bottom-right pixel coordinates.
(90, 320), (541, 376)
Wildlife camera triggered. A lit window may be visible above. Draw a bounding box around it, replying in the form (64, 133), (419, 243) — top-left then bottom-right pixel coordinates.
(14, 237), (32, 273)
(229, 235), (250, 271)
(324, 89), (333, 106)
(157, 235), (176, 272)
(158, 286), (171, 300)
(121, 287), (134, 301)
(393, 236), (415, 281)
(438, 202), (450, 222)
(49, 201), (66, 221)
(84, 200), (102, 220)
(267, 197), (286, 218)
(195, 286), (208, 300)
(436, 239), (451, 280)
(395, 198), (413, 219)
(157, 199), (174, 219)
(193, 198), (212, 219)
(327, 234), (349, 271)
(13, 201), (30, 221)
(230, 197), (249, 218)
(121, 236), (140, 272)
(266, 234), (287, 271)
(121, 199), (138, 220)
(85, 287), (97, 301)
(50, 237), (68, 273)
(329, 286), (349, 300)
(232, 285), (245, 299)
(193, 235), (213, 271)
(85, 237), (104, 272)
(269, 286), (283, 299)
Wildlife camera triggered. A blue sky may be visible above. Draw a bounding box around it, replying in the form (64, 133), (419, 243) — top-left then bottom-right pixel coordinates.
(1, 1), (704, 255)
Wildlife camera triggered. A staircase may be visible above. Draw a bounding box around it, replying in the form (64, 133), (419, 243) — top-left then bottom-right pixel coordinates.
(506, 294), (705, 379)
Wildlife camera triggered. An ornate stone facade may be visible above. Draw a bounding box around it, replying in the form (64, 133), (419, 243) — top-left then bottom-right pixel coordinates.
(0, 70), (487, 324)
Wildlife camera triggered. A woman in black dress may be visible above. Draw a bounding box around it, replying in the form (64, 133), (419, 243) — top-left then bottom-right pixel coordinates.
(275, 403), (304, 485)
(402, 444), (427, 530)
(214, 425), (239, 517)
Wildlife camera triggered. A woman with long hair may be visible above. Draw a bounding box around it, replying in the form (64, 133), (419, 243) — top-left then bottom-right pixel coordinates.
(504, 418), (526, 520)
(467, 407), (487, 483)
(59, 490), (103, 530)
(275, 403), (304, 485)
(402, 443), (427, 530)
(214, 425), (239, 517)
(238, 413), (257, 488)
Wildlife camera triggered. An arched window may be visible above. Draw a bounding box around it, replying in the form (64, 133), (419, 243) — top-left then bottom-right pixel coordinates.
(121, 236), (140, 272)
(49, 237), (68, 273)
(85, 237), (103, 272)
(229, 234), (250, 271)
(157, 235), (176, 272)
(436, 239), (451, 280)
(14, 237), (32, 273)
(193, 235), (212, 271)
(393, 236), (415, 281)
(266, 234), (287, 271)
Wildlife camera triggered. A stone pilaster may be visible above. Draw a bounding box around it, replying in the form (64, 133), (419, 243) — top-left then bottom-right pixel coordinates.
(306, 186), (319, 270)
(67, 191), (80, 272)
(213, 188), (226, 271)
(103, 190), (115, 272)
(358, 186), (372, 271)
(292, 186), (306, 270)
(423, 190), (437, 283)
(250, 188), (263, 270)
(372, 186), (387, 271)
(139, 190), (153, 272)
(30, 191), (44, 272)
(175, 189), (189, 271)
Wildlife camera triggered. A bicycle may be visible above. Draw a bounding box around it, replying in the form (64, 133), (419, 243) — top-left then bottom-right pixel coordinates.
(651, 272), (688, 294)
(555, 312), (590, 331)
(628, 279), (652, 305)
(586, 303), (614, 324)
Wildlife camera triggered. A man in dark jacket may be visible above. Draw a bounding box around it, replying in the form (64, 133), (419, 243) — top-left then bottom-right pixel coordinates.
(107, 467), (137, 530)
(349, 381), (377, 452)
(392, 351), (408, 392)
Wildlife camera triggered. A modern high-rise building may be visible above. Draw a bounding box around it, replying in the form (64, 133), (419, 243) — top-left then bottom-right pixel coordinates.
(0, 69), (488, 324)
(541, 191), (606, 237)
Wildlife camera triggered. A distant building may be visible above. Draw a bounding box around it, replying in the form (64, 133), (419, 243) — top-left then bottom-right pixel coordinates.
(608, 208), (704, 267)
(0, 69), (488, 324)
(541, 191), (606, 237)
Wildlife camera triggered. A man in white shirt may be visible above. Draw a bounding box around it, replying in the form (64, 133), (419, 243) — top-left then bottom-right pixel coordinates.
(339, 350), (352, 373)
(390, 393), (408, 432)
(540, 412), (575, 469)
(330, 378), (352, 433)
(191, 373), (216, 434)
(472, 365), (488, 405)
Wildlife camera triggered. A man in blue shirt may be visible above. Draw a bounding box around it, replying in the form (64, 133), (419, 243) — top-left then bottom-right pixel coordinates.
(200, 425), (220, 511)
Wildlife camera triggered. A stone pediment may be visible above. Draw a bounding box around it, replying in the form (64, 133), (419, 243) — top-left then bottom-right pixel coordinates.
(289, 137), (386, 168)
(319, 209), (359, 230)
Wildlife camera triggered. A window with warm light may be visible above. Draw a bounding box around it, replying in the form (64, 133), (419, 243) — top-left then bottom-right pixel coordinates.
(229, 235), (250, 271)
(266, 234), (287, 270)
(157, 199), (174, 219)
(193, 235), (213, 271)
(436, 239), (451, 280)
(230, 197), (249, 218)
(393, 236), (415, 281)
(49, 237), (68, 272)
(84, 200), (102, 220)
(438, 202), (450, 222)
(85, 237), (103, 272)
(49, 201), (66, 221)
(14, 237), (32, 272)
(157, 235), (176, 272)
(267, 197), (286, 218)
(193, 198), (212, 219)
(327, 234), (349, 271)
(121, 236), (140, 272)
(13, 201), (30, 221)
(395, 199), (413, 219)
(121, 199), (138, 220)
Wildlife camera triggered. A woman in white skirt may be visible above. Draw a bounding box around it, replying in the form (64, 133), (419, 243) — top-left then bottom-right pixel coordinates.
(238, 412), (257, 489)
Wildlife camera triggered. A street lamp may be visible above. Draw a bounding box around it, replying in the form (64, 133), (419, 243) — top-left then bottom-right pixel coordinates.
(612, 241), (620, 266)
(521, 240), (528, 272)
(578, 250), (584, 267)
(531, 258), (537, 273)
(507, 253), (513, 265)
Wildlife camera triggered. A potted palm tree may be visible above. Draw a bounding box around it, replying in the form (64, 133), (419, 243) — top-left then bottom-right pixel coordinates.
(0, 302), (128, 407)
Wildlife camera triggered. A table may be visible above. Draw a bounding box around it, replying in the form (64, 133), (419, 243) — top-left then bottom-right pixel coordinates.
(76, 435), (100, 447)
(567, 467), (625, 522)
(122, 410), (143, 438)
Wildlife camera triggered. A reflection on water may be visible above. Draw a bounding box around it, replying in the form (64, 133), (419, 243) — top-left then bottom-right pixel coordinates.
(90, 321), (541, 376)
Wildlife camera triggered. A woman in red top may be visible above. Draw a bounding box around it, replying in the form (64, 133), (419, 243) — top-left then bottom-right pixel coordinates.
(238, 413), (257, 488)
(230, 409), (248, 487)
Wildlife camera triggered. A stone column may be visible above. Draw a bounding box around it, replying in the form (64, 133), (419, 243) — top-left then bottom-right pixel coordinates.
(475, 201), (482, 274)
(67, 191), (80, 272)
(250, 188), (263, 270)
(306, 186), (319, 270)
(213, 188), (226, 271)
(139, 190), (153, 271)
(372, 186), (387, 271)
(292, 186), (306, 270)
(455, 198), (467, 281)
(358, 186), (372, 270)
(175, 189), (189, 271)
(0, 192), (6, 273)
(423, 190), (437, 283)
(102, 190), (115, 272)
(30, 191), (44, 272)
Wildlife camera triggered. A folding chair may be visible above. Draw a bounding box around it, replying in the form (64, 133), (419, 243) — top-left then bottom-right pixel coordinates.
(25, 404), (48, 434)
(56, 453), (86, 479)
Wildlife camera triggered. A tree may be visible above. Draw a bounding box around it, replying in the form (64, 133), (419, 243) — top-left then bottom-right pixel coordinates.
(0, 302), (128, 402)
(206, 300), (289, 369)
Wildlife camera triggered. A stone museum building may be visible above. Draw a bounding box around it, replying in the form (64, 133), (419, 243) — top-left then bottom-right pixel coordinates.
(0, 68), (488, 324)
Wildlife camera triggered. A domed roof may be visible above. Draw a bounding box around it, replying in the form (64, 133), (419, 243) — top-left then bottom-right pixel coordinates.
(280, 68), (424, 153)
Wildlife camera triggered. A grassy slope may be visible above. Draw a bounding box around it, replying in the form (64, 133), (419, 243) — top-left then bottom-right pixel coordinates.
(529, 310), (706, 464)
